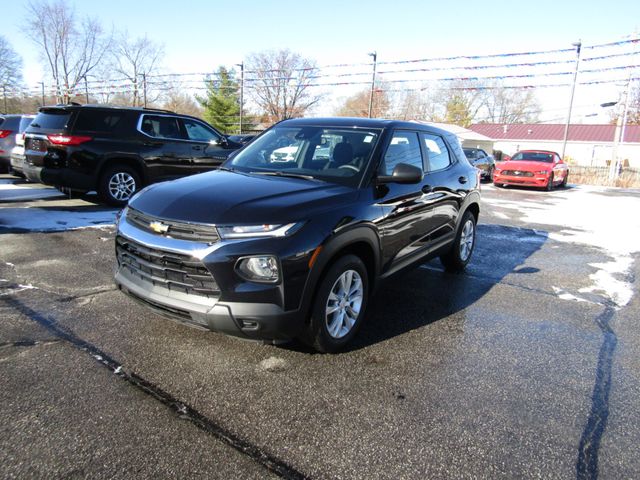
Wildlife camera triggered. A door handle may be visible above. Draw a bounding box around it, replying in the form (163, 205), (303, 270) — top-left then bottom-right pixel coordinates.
(192, 145), (202, 151)
(458, 176), (468, 184)
(421, 184), (433, 193)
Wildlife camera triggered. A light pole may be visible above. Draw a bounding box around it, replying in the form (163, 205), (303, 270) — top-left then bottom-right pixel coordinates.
(368, 51), (377, 118)
(560, 41), (582, 160)
(236, 62), (244, 134)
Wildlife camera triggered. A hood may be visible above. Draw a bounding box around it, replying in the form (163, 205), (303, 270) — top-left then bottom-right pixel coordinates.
(129, 170), (358, 225)
(498, 160), (554, 171)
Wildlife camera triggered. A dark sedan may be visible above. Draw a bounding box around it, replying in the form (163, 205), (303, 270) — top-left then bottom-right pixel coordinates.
(463, 147), (495, 181)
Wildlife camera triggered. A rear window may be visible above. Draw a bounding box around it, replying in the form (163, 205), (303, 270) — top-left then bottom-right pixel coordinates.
(31, 110), (73, 130)
(19, 117), (35, 132)
(74, 110), (124, 134)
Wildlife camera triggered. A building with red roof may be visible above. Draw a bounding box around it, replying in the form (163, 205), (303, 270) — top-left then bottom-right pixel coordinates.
(468, 123), (640, 167)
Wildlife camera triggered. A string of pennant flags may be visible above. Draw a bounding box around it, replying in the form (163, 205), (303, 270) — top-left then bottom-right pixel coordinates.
(2, 36), (638, 100)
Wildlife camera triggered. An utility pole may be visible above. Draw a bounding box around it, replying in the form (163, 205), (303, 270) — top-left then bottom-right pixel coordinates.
(236, 62), (244, 133)
(142, 73), (147, 108)
(368, 51), (377, 118)
(561, 41), (582, 160)
(84, 76), (90, 104)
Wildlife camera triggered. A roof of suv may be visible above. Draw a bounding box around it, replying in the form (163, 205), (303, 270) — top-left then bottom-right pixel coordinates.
(39, 104), (176, 115)
(279, 117), (455, 136)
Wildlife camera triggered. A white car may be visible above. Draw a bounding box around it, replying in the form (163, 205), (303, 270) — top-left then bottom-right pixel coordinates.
(270, 145), (298, 162)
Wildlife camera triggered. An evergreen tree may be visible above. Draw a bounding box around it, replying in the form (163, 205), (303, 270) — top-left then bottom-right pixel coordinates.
(197, 67), (240, 133)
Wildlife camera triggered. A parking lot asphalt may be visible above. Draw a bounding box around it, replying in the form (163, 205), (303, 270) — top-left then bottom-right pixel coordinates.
(1, 174), (639, 479)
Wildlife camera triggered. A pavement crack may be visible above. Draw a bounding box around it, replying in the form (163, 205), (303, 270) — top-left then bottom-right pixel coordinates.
(1, 295), (311, 480)
(576, 306), (617, 480)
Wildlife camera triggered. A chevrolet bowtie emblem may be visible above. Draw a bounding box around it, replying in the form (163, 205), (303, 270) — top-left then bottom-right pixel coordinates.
(149, 221), (169, 234)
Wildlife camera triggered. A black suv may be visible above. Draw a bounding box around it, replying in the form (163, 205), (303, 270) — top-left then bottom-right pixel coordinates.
(23, 104), (240, 205)
(114, 118), (480, 352)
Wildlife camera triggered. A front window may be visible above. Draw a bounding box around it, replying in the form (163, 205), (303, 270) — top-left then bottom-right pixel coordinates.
(228, 126), (381, 186)
(512, 151), (554, 163)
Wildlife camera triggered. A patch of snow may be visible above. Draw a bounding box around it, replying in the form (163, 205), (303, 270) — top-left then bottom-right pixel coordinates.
(0, 283), (36, 296)
(493, 211), (510, 220)
(499, 186), (639, 308)
(552, 286), (594, 305)
(0, 183), (64, 201)
(0, 207), (116, 232)
(258, 356), (288, 372)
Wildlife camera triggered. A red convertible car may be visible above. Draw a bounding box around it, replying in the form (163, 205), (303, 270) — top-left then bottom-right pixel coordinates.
(493, 150), (569, 190)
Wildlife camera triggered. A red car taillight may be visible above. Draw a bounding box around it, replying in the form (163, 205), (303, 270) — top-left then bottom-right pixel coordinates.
(0, 129), (14, 138)
(47, 135), (93, 146)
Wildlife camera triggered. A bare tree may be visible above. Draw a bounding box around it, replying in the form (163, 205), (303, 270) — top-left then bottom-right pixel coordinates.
(112, 31), (164, 106)
(162, 90), (203, 118)
(335, 86), (391, 118)
(24, 0), (112, 103)
(480, 81), (540, 124)
(0, 36), (23, 90)
(245, 49), (322, 122)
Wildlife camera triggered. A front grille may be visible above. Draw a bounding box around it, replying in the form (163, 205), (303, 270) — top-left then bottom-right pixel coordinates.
(116, 236), (219, 298)
(502, 170), (534, 177)
(126, 208), (220, 243)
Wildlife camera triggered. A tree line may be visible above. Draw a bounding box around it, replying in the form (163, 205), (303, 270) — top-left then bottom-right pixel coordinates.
(2, 0), (638, 131)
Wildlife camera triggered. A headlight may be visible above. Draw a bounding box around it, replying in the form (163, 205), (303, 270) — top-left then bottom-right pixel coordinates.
(494, 169), (501, 174)
(218, 222), (303, 239)
(236, 256), (280, 283)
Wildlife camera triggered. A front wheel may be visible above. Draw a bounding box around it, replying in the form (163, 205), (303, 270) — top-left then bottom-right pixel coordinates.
(98, 165), (141, 206)
(545, 173), (555, 191)
(440, 211), (476, 273)
(560, 172), (568, 188)
(302, 255), (369, 353)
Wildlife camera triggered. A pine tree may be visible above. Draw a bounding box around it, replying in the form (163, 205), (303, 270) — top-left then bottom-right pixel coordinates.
(196, 67), (240, 133)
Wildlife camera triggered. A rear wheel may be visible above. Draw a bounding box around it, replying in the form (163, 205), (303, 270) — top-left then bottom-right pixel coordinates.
(98, 165), (141, 206)
(440, 210), (476, 273)
(302, 255), (369, 353)
(560, 172), (568, 188)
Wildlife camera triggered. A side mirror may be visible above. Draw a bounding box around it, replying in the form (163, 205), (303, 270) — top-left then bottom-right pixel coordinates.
(377, 163), (423, 184)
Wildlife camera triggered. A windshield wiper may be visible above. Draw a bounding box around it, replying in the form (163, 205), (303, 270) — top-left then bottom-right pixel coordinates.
(250, 171), (319, 181)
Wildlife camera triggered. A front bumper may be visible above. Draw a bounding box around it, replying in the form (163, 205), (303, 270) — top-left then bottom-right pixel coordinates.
(493, 173), (549, 187)
(113, 214), (310, 341)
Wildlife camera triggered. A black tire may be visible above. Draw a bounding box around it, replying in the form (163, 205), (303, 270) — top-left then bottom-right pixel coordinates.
(494, 182), (503, 188)
(440, 210), (476, 273)
(545, 173), (554, 191)
(560, 172), (568, 188)
(301, 255), (369, 353)
(488, 166), (494, 182)
(98, 164), (141, 207)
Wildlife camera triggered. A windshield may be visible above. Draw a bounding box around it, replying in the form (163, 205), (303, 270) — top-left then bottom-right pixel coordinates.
(511, 151), (554, 163)
(227, 126), (381, 187)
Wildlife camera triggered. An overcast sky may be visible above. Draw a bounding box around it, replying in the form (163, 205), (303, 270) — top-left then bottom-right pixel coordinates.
(5, 0), (640, 122)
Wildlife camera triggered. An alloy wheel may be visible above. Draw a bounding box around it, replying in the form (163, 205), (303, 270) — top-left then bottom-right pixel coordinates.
(459, 219), (475, 262)
(108, 172), (137, 201)
(325, 269), (364, 339)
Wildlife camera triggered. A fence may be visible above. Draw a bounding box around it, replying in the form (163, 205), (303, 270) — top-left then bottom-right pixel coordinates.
(569, 165), (640, 188)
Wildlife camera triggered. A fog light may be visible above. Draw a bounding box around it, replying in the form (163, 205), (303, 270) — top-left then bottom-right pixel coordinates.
(236, 256), (280, 283)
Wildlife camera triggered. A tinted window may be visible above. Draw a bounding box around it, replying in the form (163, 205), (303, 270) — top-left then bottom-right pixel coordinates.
(0, 117), (4, 127)
(421, 133), (451, 171)
(182, 119), (220, 142)
(140, 115), (184, 140)
(74, 110), (124, 134)
(19, 117), (35, 132)
(31, 110), (73, 130)
(380, 131), (423, 175)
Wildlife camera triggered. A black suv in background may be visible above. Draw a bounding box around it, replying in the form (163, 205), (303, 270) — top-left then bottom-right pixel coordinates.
(23, 104), (241, 205)
(114, 118), (481, 352)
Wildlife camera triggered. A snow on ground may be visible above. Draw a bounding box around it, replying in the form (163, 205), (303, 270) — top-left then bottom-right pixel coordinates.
(0, 182), (65, 201)
(484, 185), (640, 308)
(0, 207), (117, 232)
